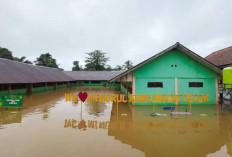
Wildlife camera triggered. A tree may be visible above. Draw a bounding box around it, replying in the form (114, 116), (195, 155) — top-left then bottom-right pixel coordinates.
(14, 56), (32, 64)
(85, 50), (109, 71)
(105, 65), (112, 71)
(0, 47), (14, 60)
(34, 53), (59, 68)
(72, 61), (83, 71)
(113, 65), (123, 71)
(123, 60), (133, 70)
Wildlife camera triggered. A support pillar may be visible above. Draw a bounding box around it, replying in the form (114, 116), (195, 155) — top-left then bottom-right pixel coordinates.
(45, 83), (47, 91)
(8, 84), (11, 95)
(54, 82), (57, 90)
(26, 84), (32, 95)
(175, 78), (178, 105)
(132, 76), (136, 105)
(215, 77), (219, 105)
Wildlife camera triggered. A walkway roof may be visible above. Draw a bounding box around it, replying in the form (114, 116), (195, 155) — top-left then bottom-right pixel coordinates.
(0, 58), (74, 84)
(64, 71), (123, 81)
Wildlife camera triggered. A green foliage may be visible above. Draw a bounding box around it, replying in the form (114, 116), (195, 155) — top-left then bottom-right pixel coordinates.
(72, 61), (83, 71)
(0, 47), (14, 60)
(105, 65), (112, 71)
(34, 53), (59, 68)
(85, 50), (109, 71)
(123, 60), (133, 70)
(14, 56), (32, 64)
(113, 65), (123, 71)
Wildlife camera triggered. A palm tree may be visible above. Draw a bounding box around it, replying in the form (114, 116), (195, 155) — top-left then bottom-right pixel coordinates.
(123, 60), (133, 70)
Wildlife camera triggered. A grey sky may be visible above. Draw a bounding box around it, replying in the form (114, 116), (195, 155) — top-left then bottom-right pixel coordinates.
(0, 0), (232, 70)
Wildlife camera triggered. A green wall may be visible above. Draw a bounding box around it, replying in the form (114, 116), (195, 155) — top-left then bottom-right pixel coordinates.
(107, 82), (120, 87)
(11, 89), (27, 95)
(0, 91), (9, 97)
(57, 84), (67, 89)
(133, 49), (217, 105)
(32, 87), (46, 93)
(47, 86), (54, 91)
(83, 81), (104, 86)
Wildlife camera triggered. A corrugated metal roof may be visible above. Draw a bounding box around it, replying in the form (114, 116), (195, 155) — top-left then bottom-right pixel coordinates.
(205, 46), (232, 67)
(64, 71), (124, 81)
(0, 58), (74, 84)
(110, 42), (222, 82)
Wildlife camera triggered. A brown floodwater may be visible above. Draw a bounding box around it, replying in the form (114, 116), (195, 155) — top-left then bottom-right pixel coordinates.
(0, 87), (232, 157)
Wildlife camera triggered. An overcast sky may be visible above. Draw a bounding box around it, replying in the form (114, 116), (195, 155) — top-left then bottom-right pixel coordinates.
(0, 0), (232, 70)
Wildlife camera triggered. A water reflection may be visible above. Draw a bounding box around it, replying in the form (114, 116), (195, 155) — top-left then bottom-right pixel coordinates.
(108, 102), (232, 157)
(0, 110), (22, 125)
(0, 87), (231, 157)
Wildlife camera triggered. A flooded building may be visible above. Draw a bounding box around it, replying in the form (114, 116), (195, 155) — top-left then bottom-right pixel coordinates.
(0, 58), (73, 96)
(205, 46), (232, 69)
(64, 71), (122, 87)
(110, 42), (222, 105)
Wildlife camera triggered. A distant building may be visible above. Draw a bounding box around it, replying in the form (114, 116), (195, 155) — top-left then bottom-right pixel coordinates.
(64, 71), (122, 87)
(205, 46), (232, 69)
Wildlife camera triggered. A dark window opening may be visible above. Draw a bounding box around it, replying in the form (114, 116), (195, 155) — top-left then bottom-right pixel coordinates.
(147, 82), (163, 88)
(91, 81), (101, 84)
(47, 82), (54, 86)
(11, 84), (26, 90)
(189, 82), (203, 88)
(175, 64), (177, 67)
(171, 65), (173, 67)
(0, 84), (7, 91)
(33, 83), (45, 88)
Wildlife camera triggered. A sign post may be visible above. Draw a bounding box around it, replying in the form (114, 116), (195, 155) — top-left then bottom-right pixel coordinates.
(4, 95), (23, 108)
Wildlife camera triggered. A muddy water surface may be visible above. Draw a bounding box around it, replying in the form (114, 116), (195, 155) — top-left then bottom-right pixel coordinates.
(0, 87), (232, 157)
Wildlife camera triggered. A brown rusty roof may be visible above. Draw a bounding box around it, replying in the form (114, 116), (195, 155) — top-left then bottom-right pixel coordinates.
(64, 71), (124, 81)
(205, 46), (232, 66)
(0, 58), (74, 84)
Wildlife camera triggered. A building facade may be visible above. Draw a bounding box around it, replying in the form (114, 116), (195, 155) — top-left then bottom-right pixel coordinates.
(110, 43), (222, 105)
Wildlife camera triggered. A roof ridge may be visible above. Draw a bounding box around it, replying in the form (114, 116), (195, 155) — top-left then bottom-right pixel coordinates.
(0, 58), (60, 70)
(206, 45), (232, 58)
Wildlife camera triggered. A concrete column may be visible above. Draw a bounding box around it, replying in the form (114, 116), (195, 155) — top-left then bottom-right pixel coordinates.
(132, 76), (135, 105)
(45, 83), (47, 91)
(67, 82), (69, 88)
(26, 84), (32, 95)
(132, 77), (135, 95)
(54, 82), (57, 90)
(215, 77), (219, 105)
(8, 84), (11, 95)
(175, 78), (178, 105)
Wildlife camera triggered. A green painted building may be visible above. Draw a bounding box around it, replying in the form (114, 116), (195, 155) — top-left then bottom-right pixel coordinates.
(0, 58), (73, 97)
(64, 71), (122, 87)
(110, 42), (222, 105)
